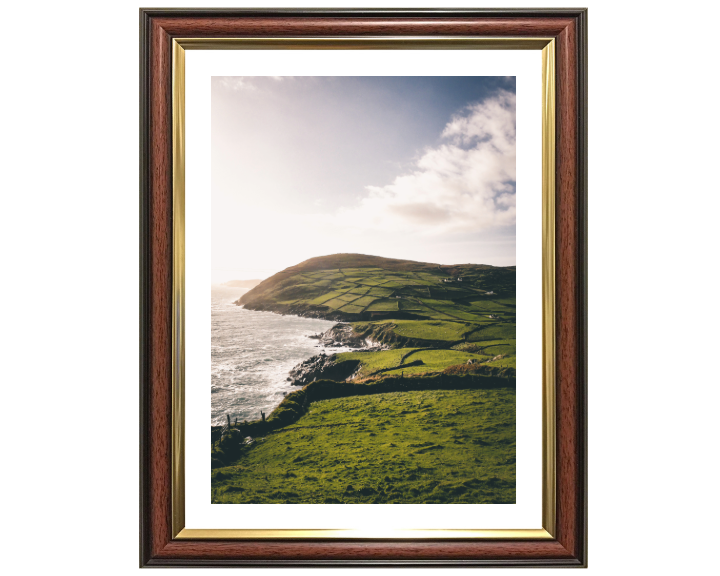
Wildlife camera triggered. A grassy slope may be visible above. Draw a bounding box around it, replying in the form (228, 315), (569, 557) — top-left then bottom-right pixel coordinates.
(336, 348), (493, 378)
(212, 388), (516, 504)
(215, 254), (517, 503)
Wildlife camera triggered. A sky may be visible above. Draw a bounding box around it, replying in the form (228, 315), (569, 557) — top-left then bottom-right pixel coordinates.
(212, 76), (516, 284)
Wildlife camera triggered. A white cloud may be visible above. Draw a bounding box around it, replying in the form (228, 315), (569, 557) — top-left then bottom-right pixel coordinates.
(337, 90), (516, 235)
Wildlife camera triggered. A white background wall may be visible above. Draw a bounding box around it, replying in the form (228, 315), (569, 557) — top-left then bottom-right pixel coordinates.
(1, 0), (718, 574)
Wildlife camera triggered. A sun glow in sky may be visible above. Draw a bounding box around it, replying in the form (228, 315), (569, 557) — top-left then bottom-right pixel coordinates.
(212, 76), (516, 284)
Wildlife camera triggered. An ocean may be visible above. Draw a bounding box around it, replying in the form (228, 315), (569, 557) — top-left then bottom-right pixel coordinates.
(211, 285), (343, 426)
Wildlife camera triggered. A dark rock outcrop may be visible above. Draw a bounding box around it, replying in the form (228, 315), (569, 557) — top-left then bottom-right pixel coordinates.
(287, 353), (361, 386)
(311, 323), (369, 348)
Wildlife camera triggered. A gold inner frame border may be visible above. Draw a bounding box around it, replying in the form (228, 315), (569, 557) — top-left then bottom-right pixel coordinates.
(171, 36), (556, 540)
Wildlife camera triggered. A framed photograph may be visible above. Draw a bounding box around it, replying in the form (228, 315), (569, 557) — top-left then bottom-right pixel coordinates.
(140, 8), (587, 567)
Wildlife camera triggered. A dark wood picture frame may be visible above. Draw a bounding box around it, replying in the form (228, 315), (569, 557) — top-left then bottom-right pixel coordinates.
(140, 7), (587, 567)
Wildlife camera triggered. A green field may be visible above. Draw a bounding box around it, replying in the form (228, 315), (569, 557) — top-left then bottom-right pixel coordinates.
(350, 295), (377, 308)
(337, 293), (359, 302)
(384, 349), (491, 376)
(323, 298), (350, 310)
(482, 343), (517, 357)
(382, 319), (468, 341)
(310, 291), (345, 305)
(368, 286), (395, 297)
(335, 349), (409, 376)
(212, 388), (515, 504)
(366, 299), (399, 311)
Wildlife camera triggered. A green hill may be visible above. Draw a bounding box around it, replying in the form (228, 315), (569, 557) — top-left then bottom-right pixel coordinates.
(238, 253), (515, 324)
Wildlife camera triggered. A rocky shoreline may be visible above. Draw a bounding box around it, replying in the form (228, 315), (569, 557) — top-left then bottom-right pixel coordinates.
(306, 323), (371, 348)
(286, 323), (387, 386)
(286, 353), (358, 386)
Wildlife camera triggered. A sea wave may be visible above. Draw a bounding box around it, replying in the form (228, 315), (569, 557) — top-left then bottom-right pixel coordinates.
(210, 285), (337, 426)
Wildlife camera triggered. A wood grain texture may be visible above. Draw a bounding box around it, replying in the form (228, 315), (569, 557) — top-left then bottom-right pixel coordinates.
(153, 16), (575, 38)
(555, 20), (580, 560)
(554, 10), (588, 563)
(150, 539), (576, 566)
(142, 13), (174, 564)
(139, 8), (588, 568)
